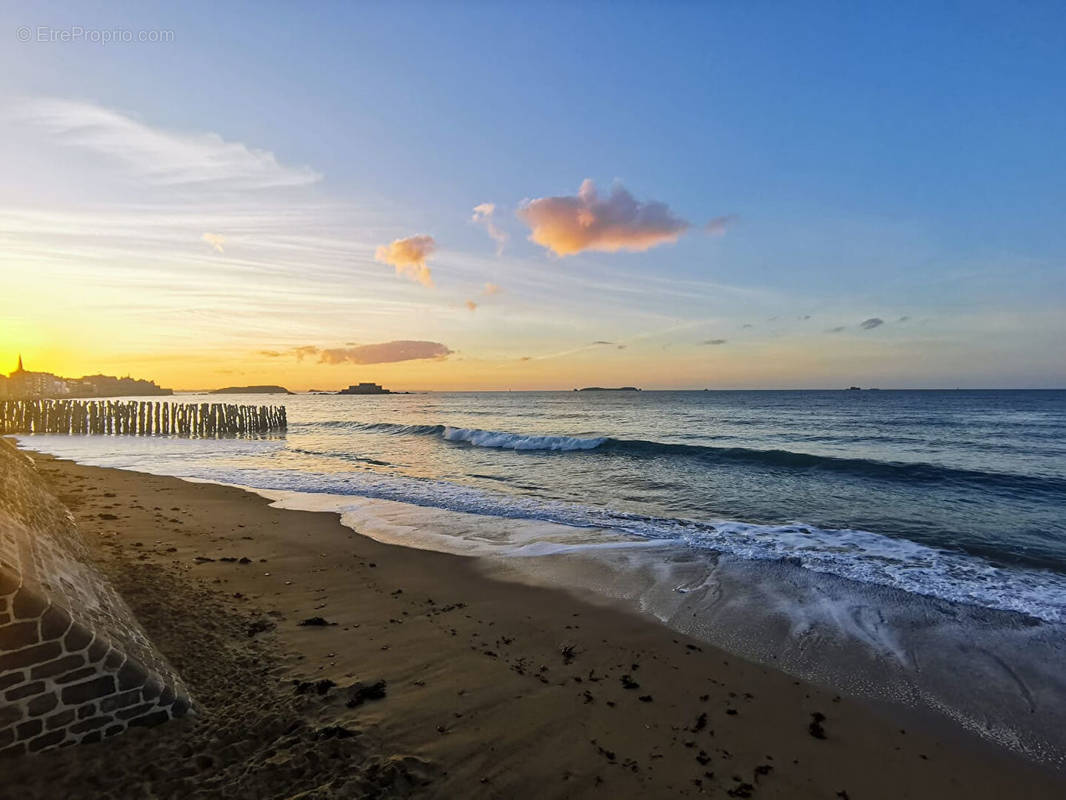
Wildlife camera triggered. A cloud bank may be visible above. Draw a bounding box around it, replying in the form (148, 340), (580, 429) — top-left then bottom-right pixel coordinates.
(17, 98), (321, 190)
(516, 179), (689, 256)
(374, 235), (437, 287)
(318, 340), (452, 364)
(263, 341), (452, 365)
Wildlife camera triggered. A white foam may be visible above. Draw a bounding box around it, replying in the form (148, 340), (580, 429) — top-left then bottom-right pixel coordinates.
(16, 433), (1066, 623)
(441, 426), (606, 451)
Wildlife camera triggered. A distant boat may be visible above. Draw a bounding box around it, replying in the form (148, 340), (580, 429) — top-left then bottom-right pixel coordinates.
(574, 386), (641, 392)
(847, 386), (862, 391)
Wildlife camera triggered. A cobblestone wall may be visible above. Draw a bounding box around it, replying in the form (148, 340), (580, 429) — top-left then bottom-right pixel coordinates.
(0, 438), (191, 757)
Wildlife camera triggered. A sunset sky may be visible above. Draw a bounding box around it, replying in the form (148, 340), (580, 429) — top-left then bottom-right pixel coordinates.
(2, 1), (1064, 390)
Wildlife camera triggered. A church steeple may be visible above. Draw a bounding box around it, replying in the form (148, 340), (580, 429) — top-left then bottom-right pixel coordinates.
(15, 354), (23, 373)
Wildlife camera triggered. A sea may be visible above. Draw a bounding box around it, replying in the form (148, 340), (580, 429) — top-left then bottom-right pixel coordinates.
(18, 389), (1066, 764)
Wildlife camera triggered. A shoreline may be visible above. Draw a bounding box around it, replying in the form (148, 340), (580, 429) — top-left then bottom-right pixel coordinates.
(5, 448), (1064, 798)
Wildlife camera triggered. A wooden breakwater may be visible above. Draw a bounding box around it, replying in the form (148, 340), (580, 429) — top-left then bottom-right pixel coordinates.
(0, 399), (286, 436)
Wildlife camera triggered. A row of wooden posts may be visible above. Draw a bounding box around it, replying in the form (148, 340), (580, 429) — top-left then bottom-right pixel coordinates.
(0, 399), (287, 437)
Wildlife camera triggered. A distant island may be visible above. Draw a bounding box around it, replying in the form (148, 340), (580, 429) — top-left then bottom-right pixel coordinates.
(574, 386), (642, 392)
(338, 382), (393, 395)
(211, 385), (293, 395)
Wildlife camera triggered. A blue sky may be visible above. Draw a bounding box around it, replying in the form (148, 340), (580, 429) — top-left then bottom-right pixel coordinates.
(1, 1), (1064, 389)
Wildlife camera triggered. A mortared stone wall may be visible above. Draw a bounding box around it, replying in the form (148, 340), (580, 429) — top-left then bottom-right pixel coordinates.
(0, 438), (191, 758)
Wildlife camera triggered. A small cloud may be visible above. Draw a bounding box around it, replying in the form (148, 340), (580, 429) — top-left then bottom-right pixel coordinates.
(292, 345), (321, 361)
(799, 315), (811, 321)
(472, 203), (509, 254)
(519, 356), (532, 361)
(592, 340), (614, 346)
(827, 326), (846, 333)
(516, 179), (689, 256)
(202, 232), (226, 253)
(741, 323), (753, 329)
(465, 300), (478, 312)
(703, 339), (727, 345)
(257, 349), (282, 357)
(898, 315), (910, 322)
(859, 317), (884, 330)
(704, 214), (738, 236)
(617, 345), (627, 350)
(317, 341), (452, 365)
(483, 282), (502, 296)
(375, 235), (437, 287)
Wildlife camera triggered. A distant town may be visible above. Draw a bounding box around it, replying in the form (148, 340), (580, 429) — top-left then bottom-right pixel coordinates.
(0, 356), (172, 400)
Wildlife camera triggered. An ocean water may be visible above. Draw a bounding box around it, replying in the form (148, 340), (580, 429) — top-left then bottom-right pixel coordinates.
(18, 389), (1066, 762)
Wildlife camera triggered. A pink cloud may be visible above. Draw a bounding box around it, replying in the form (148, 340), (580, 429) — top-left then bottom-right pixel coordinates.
(374, 235), (437, 286)
(317, 340), (452, 364)
(516, 179), (689, 256)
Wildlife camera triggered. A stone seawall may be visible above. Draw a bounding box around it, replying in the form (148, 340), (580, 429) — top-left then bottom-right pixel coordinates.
(0, 438), (191, 757)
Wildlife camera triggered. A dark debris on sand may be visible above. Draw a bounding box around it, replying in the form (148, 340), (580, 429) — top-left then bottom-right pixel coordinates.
(298, 616), (337, 627)
(809, 711), (828, 739)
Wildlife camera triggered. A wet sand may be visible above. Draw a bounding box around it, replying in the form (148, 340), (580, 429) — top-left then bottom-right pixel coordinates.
(4, 449), (1063, 799)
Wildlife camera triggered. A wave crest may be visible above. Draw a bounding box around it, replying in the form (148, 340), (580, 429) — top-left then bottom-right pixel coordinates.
(442, 426), (606, 451)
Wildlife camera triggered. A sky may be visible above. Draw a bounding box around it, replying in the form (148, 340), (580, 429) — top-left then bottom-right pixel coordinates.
(1, 0), (1064, 390)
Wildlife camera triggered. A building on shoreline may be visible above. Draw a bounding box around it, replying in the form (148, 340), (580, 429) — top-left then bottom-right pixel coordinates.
(5, 355), (70, 399)
(3, 356), (172, 399)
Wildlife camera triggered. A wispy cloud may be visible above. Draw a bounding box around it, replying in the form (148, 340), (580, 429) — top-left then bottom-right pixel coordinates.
(472, 203), (508, 254)
(15, 98), (321, 190)
(828, 326), (846, 333)
(202, 232), (226, 253)
(374, 235), (437, 287)
(517, 179), (689, 256)
(704, 214), (737, 236)
(859, 317), (884, 330)
(483, 282), (502, 295)
(703, 339), (727, 345)
(465, 300), (478, 312)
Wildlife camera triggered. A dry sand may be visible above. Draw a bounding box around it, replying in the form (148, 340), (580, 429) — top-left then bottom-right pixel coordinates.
(3, 450), (1063, 799)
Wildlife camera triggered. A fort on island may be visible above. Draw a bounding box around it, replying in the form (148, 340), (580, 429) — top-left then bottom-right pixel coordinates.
(338, 382), (392, 395)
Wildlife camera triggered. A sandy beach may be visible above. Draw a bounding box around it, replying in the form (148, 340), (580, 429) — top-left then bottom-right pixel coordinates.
(3, 448), (1063, 799)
